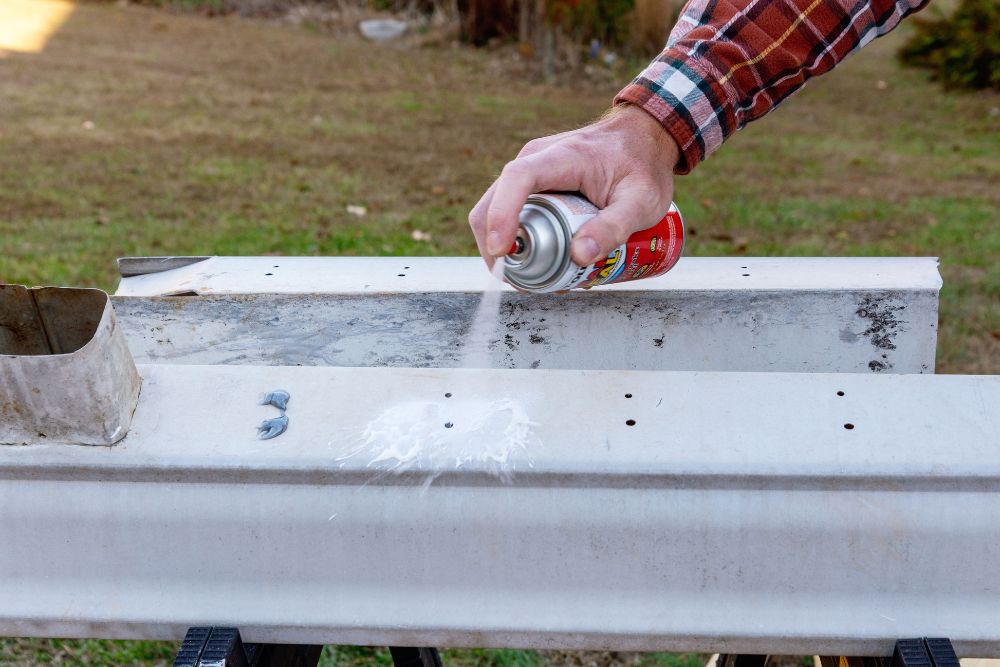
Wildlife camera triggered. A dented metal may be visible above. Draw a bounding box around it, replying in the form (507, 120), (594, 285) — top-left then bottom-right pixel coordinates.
(0, 285), (140, 446)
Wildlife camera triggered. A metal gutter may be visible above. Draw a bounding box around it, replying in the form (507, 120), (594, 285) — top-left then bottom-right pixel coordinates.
(111, 257), (942, 374)
(1, 365), (997, 654)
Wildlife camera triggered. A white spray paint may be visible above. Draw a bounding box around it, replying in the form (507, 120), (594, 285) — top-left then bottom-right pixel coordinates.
(336, 396), (537, 484)
(336, 261), (538, 484)
(459, 261), (506, 368)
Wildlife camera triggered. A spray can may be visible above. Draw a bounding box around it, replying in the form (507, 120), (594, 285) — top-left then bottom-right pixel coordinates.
(502, 192), (684, 292)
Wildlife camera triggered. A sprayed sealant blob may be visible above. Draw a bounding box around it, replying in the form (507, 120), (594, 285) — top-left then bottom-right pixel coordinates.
(336, 396), (537, 484)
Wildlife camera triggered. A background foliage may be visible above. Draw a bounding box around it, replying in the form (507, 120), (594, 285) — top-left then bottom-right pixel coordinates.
(899, 0), (1000, 90)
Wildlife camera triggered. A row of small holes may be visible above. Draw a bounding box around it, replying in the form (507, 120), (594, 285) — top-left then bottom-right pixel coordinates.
(265, 265), (279, 277)
(837, 390), (854, 429)
(439, 389), (847, 429)
(398, 265), (411, 277)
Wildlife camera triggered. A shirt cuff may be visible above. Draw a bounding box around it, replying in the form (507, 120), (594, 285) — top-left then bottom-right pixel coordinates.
(614, 53), (732, 175)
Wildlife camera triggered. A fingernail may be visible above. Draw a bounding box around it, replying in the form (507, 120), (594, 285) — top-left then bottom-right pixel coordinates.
(573, 237), (599, 264)
(487, 231), (504, 256)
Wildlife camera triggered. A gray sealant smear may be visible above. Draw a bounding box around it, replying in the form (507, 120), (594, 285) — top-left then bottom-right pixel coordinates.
(337, 262), (539, 485)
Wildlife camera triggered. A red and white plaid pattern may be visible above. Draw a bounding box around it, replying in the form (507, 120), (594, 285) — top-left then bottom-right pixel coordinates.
(616, 0), (929, 173)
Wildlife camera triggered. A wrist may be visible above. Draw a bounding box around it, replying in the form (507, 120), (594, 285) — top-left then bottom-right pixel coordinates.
(607, 103), (680, 172)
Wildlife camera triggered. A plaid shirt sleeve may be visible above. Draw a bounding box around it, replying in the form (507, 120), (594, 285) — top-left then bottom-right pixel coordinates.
(615, 0), (930, 173)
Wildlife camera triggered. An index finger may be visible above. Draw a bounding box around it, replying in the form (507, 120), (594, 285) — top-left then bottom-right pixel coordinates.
(483, 148), (581, 256)
(468, 181), (498, 268)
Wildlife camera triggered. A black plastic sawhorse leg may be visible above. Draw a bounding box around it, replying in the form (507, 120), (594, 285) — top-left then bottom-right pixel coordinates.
(389, 647), (445, 667)
(173, 626), (445, 667)
(173, 627), (322, 667)
(816, 637), (960, 667)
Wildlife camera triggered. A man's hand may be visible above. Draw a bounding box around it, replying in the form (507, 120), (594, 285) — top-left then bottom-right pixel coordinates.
(468, 104), (680, 268)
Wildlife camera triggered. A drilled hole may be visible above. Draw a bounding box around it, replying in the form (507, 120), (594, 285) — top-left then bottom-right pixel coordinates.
(740, 266), (748, 269)
(265, 273), (273, 276)
(844, 423), (855, 430)
(398, 273), (406, 277)
(625, 419), (636, 426)
(742, 273), (750, 277)
(625, 393), (632, 398)
(404, 266), (410, 269)
(444, 392), (452, 398)
(837, 390), (845, 396)
(273, 265), (279, 268)
(444, 422), (454, 429)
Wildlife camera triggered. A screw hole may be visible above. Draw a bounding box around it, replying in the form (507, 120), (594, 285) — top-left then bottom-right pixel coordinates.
(444, 422), (454, 429)
(444, 392), (452, 398)
(742, 273), (750, 277)
(404, 266), (410, 269)
(397, 273), (406, 277)
(624, 393), (632, 398)
(625, 419), (636, 426)
(740, 266), (747, 269)
(837, 390), (845, 396)
(844, 423), (855, 430)
(265, 273), (273, 276)
(273, 265), (279, 268)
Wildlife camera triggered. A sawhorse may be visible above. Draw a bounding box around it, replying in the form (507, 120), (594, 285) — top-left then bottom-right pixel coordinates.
(173, 632), (958, 667)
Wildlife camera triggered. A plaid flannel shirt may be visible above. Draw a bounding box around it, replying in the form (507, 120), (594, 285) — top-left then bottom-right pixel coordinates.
(616, 0), (929, 173)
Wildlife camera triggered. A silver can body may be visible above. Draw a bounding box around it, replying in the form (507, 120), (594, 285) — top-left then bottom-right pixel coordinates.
(503, 192), (684, 293)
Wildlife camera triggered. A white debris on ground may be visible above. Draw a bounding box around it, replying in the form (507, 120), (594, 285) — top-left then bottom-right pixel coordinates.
(358, 18), (407, 42)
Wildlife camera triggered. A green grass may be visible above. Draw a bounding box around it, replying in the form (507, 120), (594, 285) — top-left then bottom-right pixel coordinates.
(0, 638), (176, 665)
(0, 1), (997, 664)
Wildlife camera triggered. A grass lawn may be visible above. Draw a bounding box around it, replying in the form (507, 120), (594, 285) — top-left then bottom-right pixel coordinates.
(0, 1), (997, 665)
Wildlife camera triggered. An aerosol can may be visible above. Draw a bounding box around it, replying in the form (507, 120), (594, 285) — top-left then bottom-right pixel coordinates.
(502, 192), (684, 292)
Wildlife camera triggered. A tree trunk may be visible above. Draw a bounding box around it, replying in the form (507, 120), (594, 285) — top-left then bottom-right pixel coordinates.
(456, 0), (518, 45)
(541, 21), (555, 81)
(518, 0), (530, 44)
